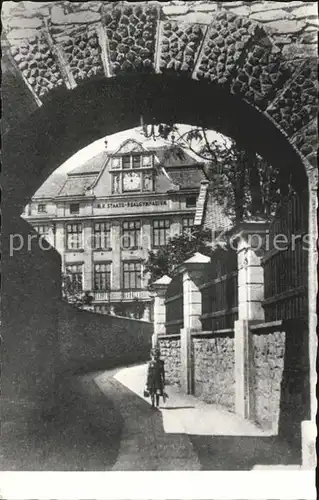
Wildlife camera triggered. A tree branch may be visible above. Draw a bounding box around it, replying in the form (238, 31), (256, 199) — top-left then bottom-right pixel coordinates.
(174, 128), (212, 162)
(201, 127), (218, 161)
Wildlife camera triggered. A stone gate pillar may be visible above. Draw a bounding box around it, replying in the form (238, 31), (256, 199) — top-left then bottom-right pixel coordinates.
(150, 275), (171, 348)
(231, 220), (268, 420)
(180, 252), (210, 394)
(142, 302), (152, 322)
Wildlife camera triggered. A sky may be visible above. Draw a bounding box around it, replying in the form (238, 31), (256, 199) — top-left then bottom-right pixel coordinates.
(57, 124), (228, 175)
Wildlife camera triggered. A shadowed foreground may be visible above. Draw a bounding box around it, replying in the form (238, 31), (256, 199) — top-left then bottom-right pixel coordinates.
(0, 372), (122, 471)
(0, 365), (301, 470)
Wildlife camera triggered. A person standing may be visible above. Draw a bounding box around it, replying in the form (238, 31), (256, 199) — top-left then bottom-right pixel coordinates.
(145, 348), (165, 408)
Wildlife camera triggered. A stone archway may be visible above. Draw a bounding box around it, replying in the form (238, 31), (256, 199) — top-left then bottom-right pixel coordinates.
(2, 2), (317, 163)
(2, 2), (317, 206)
(1, 1), (317, 441)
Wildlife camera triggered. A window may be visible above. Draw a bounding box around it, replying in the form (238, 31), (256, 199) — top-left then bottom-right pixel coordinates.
(123, 261), (142, 290)
(38, 204), (47, 213)
(186, 196), (197, 208)
(132, 154), (141, 169)
(94, 222), (111, 249)
(94, 263), (111, 290)
(70, 203), (80, 214)
(111, 157), (121, 169)
(142, 155), (152, 168)
(65, 263), (83, 292)
(182, 217), (194, 235)
(34, 225), (50, 237)
(153, 219), (171, 247)
(66, 223), (82, 250)
(122, 155), (131, 169)
(122, 220), (141, 249)
(110, 153), (154, 194)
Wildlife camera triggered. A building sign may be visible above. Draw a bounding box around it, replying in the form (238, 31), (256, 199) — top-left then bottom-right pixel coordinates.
(97, 200), (168, 209)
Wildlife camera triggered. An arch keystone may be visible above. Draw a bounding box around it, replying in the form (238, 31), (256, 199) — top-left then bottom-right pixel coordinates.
(156, 20), (207, 74)
(101, 2), (160, 76)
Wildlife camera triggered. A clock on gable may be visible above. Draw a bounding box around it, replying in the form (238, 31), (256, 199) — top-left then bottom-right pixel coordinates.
(123, 171), (141, 191)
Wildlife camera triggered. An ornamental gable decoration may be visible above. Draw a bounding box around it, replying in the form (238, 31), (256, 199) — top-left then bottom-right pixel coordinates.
(112, 139), (146, 156)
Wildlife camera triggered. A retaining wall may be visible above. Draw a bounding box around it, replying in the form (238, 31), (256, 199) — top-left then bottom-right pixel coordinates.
(251, 321), (310, 442)
(1, 215), (153, 428)
(251, 329), (285, 431)
(193, 333), (235, 411)
(58, 304), (153, 373)
(158, 335), (181, 386)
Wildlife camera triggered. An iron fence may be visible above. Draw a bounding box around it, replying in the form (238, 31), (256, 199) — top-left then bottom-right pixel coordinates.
(199, 247), (238, 331)
(262, 190), (308, 321)
(165, 272), (184, 335)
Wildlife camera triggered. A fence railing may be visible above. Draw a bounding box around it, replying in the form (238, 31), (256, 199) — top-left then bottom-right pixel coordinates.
(92, 289), (151, 302)
(199, 247), (238, 331)
(162, 191), (308, 334)
(262, 191), (308, 322)
(165, 272), (184, 335)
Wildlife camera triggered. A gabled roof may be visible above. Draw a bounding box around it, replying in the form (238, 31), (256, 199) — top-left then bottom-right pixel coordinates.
(68, 151), (108, 176)
(152, 146), (199, 168)
(57, 175), (97, 197)
(32, 140), (205, 201)
(33, 173), (67, 199)
(112, 138), (147, 156)
(202, 188), (233, 233)
(167, 167), (207, 189)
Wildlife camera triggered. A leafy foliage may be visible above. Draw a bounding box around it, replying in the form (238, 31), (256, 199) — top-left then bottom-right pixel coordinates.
(144, 227), (212, 284)
(113, 298), (146, 319)
(157, 125), (282, 223)
(143, 123), (286, 284)
(61, 273), (93, 309)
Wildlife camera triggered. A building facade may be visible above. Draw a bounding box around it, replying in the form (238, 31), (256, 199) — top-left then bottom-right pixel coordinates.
(23, 139), (208, 320)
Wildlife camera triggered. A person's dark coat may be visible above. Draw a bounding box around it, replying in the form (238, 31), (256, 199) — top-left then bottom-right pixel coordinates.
(146, 359), (165, 396)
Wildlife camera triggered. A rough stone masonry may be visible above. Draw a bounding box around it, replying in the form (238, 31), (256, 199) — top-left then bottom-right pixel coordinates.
(2, 1), (318, 168)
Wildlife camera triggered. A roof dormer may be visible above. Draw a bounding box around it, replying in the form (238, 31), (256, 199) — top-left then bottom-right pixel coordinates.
(108, 139), (156, 194)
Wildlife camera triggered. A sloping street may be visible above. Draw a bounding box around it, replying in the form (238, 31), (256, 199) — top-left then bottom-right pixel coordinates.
(1, 363), (300, 471)
(97, 364), (301, 471)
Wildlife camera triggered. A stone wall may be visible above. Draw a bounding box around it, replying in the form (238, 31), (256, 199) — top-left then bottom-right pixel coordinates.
(162, 1), (318, 61)
(251, 330), (285, 431)
(1, 212), (153, 424)
(3, 2), (317, 56)
(193, 334), (235, 411)
(1, 216), (62, 426)
(58, 304), (153, 373)
(158, 335), (181, 386)
(2, 1), (318, 166)
(251, 322), (310, 440)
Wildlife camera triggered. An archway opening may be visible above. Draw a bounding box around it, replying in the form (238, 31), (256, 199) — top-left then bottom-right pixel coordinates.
(3, 73), (308, 220)
(2, 71), (310, 445)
